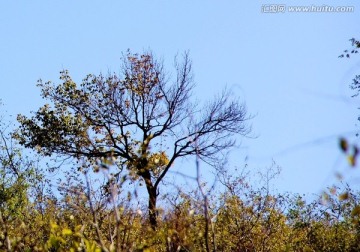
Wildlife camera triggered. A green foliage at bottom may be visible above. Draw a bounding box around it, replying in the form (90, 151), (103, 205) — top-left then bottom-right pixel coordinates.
(2, 181), (360, 252)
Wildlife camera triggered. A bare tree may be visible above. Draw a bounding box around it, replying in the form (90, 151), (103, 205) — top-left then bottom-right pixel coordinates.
(16, 51), (251, 228)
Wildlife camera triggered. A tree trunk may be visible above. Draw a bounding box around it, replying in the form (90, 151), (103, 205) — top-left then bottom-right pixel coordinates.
(147, 185), (158, 230)
(140, 168), (158, 229)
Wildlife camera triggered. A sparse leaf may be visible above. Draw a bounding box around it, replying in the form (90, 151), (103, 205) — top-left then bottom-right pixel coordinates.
(339, 192), (349, 201)
(339, 138), (348, 152)
(348, 155), (356, 167)
(352, 206), (360, 217)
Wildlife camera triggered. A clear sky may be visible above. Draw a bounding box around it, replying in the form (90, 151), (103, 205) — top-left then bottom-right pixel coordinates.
(0, 1), (359, 195)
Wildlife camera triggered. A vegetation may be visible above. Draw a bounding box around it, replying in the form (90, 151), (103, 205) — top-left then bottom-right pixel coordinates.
(0, 48), (359, 251)
(1, 142), (360, 252)
(339, 37), (360, 167)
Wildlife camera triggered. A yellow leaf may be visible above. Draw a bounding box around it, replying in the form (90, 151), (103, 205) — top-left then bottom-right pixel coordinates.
(339, 192), (349, 201)
(348, 155), (356, 166)
(50, 222), (59, 230)
(62, 228), (73, 236)
(352, 206), (360, 217)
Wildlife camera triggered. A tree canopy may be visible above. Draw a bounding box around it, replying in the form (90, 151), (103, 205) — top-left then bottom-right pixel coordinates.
(16, 51), (251, 228)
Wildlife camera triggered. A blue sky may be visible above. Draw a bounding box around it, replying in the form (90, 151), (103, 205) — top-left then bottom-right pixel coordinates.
(1, 1), (359, 195)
